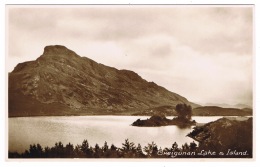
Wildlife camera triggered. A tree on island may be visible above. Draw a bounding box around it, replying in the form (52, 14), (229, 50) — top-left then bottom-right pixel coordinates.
(175, 103), (192, 120)
(131, 103), (195, 127)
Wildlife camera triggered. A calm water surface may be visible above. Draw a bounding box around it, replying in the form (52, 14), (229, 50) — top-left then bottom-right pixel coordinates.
(9, 116), (223, 153)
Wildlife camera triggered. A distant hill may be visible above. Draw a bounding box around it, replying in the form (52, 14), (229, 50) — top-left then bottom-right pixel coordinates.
(8, 45), (198, 117)
(132, 105), (252, 116)
(204, 103), (252, 109)
(192, 106), (252, 116)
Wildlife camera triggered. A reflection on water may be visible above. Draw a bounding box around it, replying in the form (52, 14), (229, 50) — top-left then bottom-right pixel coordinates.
(9, 116), (222, 153)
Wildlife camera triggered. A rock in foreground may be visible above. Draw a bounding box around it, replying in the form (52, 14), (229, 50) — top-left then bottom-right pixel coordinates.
(187, 117), (252, 158)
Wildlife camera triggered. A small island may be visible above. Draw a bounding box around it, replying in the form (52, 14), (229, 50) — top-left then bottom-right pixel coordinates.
(132, 103), (196, 128)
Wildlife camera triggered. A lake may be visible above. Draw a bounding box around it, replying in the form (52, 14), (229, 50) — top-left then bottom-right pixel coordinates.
(8, 116), (224, 153)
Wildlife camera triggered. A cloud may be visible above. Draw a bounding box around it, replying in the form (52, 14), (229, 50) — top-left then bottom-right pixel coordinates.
(8, 6), (252, 55)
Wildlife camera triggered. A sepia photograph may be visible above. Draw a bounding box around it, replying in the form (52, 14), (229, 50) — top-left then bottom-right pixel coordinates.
(6, 4), (253, 160)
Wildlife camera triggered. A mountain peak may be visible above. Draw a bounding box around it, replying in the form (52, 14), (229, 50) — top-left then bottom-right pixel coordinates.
(43, 45), (77, 56)
(9, 45), (198, 116)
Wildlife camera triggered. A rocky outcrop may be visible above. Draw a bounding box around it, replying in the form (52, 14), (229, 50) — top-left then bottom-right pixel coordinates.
(187, 117), (252, 157)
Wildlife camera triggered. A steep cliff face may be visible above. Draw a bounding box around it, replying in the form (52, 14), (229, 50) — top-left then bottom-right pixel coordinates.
(9, 45), (197, 116)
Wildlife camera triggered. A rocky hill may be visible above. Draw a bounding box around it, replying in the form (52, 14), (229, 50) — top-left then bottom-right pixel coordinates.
(8, 45), (198, 117)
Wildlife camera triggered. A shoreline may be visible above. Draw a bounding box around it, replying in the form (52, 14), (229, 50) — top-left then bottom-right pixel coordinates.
(8, 114), (253, 118)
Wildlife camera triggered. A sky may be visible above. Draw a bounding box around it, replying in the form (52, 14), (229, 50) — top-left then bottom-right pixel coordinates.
(6, 5), (253, 106)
